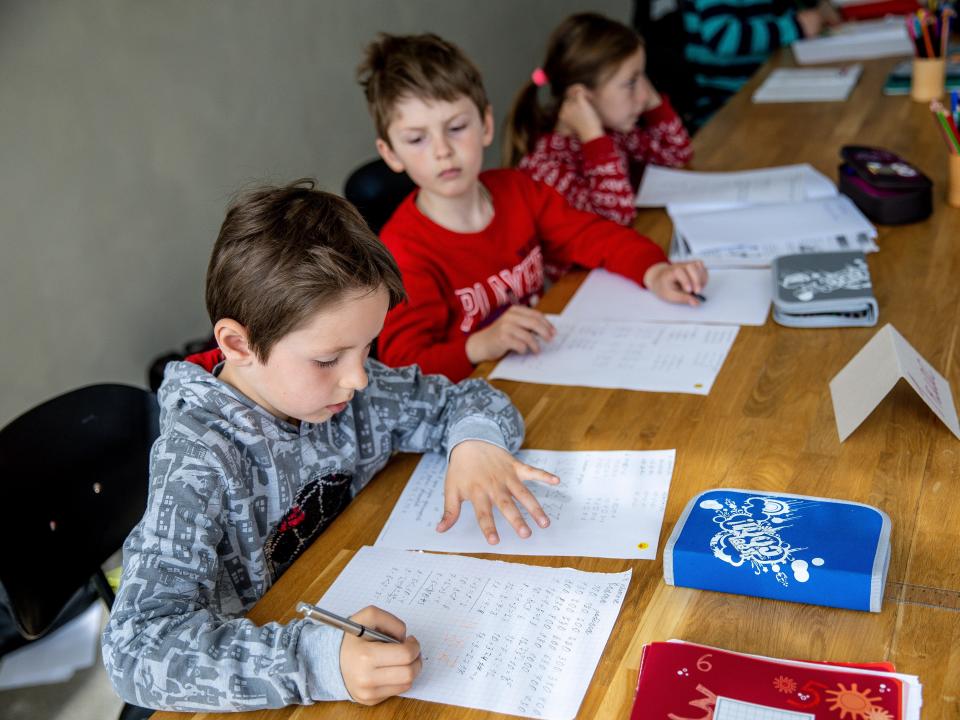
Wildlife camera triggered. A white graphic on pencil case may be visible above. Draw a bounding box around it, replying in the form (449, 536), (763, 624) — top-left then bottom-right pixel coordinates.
(699, 496), (824, 587)
(779, 257), (871, 302)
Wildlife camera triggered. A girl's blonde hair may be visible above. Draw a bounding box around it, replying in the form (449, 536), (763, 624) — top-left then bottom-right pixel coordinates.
(503, 13), (643, 167)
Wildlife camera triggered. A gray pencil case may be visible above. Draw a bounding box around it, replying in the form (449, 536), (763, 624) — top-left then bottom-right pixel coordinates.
(772, 251), (878, 328)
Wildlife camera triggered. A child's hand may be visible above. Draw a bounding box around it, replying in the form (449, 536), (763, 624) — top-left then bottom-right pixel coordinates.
(339, 606), (422, 705)
(817, 0), (841, 27)
(643, 261), (709, 306)
(557, 85), (605, 143)
(438, 440), (560, 545)
(796, 7), (825, 37)
(465, 305), (556, 364)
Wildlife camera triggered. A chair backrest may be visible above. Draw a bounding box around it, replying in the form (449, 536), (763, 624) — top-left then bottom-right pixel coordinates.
(0, 384), (159, 639)
(343, 158), (416, 235)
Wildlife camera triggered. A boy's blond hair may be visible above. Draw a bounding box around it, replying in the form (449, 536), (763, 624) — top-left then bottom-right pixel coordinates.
(206, 179), (406, 362)
(358, 33), (490, 144)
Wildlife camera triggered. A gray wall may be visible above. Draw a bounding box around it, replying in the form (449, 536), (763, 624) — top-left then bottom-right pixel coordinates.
(0, 0), (628, 426)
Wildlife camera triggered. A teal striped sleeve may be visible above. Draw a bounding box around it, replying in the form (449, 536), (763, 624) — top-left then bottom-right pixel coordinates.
(694, 0), (801, 58)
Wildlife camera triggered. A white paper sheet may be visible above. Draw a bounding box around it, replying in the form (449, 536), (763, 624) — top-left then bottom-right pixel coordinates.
(792, 18), (912, 65)
(669, 195), (877, 265)
(488, 316), (738, 395)
(636, 163), (836, 212)
(376, 449), (675, 558)
(714, 698), (814, 720)
(317, 546), (632, 720)
(0, 602), (102, 690)
(830, 323), (960, 441)
(561, 268), (771, 326)
(752, 64), (862, 103)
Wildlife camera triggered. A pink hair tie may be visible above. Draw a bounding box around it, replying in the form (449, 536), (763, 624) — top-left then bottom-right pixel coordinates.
(531, 67), (549, 87)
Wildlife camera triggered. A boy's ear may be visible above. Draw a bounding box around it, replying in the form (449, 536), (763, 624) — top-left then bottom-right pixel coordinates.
(376, 137), (406, 173)
(481, 104), (494, 148)
(214, 318), (257, 366)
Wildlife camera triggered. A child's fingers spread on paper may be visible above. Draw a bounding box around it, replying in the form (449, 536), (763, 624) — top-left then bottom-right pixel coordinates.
(469, 496), (500, 545)
(508, 478), (551, 529)
(436, 489), (462, 532)
(509, 307), (555, 338)
(516, 462), (560, 486)
(495, 494), (532, 538)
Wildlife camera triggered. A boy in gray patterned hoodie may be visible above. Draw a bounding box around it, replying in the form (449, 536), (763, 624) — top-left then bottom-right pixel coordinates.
(102, 180), (558, 712)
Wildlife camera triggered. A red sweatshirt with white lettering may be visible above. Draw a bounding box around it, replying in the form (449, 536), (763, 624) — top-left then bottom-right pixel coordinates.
(378, 169), (668, 381)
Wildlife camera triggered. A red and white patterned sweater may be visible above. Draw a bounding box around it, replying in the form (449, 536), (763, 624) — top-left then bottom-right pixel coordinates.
(517, 96), (692, 226)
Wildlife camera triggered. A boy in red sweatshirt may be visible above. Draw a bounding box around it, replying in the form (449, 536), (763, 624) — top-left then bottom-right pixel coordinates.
(359, 32), (707, 382)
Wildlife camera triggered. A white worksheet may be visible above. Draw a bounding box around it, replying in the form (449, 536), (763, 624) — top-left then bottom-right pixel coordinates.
(316, 546), (632, 720)
(376, 449), (675, 559)
(636, 163), (836, 213)
(488, 316), (739, 395)
(561, 268), (771, 326)
(752, 64), (862, 103)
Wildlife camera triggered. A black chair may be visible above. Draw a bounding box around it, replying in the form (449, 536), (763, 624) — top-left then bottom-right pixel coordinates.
(343, 158), (415, 235)
(0, 384), (160, 720)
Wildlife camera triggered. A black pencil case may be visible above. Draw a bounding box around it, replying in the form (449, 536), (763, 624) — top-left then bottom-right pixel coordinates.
(838, 145), (932, 224)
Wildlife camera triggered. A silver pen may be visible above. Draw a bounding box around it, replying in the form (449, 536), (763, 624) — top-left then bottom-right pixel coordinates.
(296, 602), (400, 644)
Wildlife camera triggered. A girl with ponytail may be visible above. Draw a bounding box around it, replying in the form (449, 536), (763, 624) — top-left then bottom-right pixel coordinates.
(504, 13), (692, 227)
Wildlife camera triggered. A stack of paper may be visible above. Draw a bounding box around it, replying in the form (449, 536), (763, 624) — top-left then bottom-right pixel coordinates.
(669, 195), (878, 267)
(792, 17), (913, 65)
(318, 546), (632, 720)
(752, 64), (863, 103)
(636, 163), (837, 215)
(638, 163), (877, 267)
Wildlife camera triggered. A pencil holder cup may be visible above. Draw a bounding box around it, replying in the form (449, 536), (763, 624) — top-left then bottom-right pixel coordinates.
(911, 58), (946, 102)
(948, 154), (960, 208)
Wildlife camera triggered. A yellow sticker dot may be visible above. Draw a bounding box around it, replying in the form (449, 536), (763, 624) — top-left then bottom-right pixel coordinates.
(694, 383), (704, 388)
(637, 542), (649, 549)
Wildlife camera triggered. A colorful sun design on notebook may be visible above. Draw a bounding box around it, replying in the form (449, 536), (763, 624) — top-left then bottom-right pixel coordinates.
(825, 682), (883, 719)
(772, 674), (798, 694)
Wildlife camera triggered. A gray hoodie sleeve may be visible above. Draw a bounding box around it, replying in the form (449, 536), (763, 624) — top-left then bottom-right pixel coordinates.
(363, 360), (524, 457)
(101, 436), (350, 711)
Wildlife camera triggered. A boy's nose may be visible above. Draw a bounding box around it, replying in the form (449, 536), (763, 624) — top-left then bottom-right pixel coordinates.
(341, 360), (369, 392)
(434, 137), (453, 159)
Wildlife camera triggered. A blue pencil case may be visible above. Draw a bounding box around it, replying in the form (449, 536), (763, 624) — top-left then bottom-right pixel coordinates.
(663, 489), (891, 612)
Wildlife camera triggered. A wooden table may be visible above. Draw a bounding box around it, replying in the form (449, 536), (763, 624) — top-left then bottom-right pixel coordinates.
(158, 51), (960, 720)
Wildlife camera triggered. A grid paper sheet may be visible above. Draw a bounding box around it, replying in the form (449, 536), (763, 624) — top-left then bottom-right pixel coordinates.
(317, 546), (632, 720)
(488, 316), (739, 395)
(375, 449), (675, 559)
(714, 697), (815, 720)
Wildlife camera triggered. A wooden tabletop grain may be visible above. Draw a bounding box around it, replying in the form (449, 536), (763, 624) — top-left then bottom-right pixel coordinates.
(154, 51), (960, 720)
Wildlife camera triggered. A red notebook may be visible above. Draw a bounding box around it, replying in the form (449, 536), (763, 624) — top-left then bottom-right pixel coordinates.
(631, 641), (920, 719)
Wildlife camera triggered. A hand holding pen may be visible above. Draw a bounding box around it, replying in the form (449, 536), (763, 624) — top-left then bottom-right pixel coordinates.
(299, 602), (422, 705)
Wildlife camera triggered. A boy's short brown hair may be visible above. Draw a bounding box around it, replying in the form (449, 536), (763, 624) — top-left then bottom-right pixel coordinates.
(206, 179), (406, 361)
(358, 32), (490, 143)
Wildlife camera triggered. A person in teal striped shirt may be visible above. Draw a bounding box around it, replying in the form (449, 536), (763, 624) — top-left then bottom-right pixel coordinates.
(682, 0), (839, 128)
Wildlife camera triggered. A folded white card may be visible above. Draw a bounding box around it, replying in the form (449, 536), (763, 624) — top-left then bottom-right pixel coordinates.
(830, 324), (960, 441)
